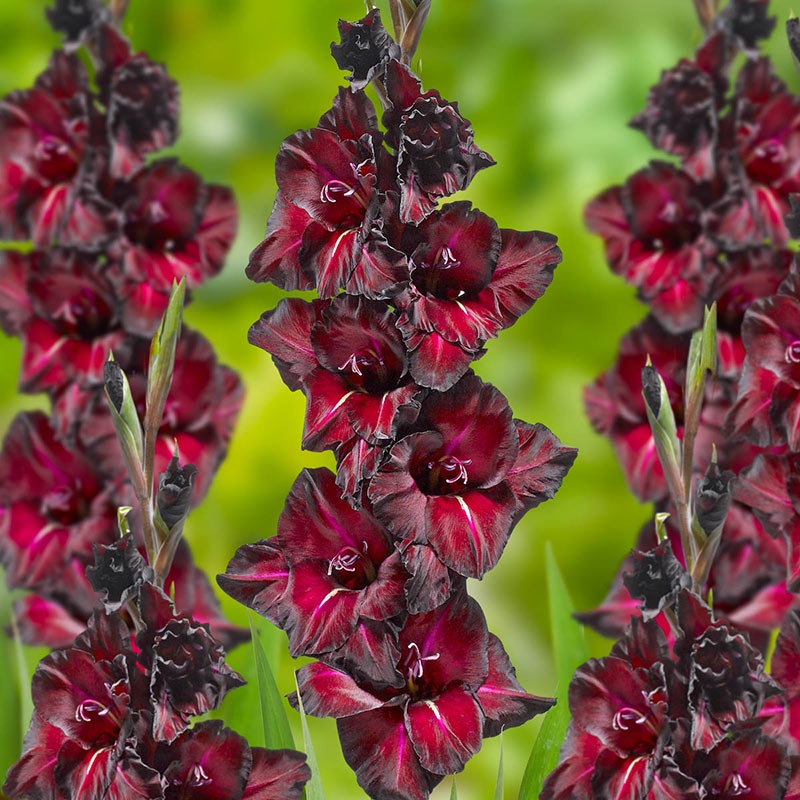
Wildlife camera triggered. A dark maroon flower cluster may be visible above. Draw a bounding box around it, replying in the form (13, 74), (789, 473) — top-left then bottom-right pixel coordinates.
(3, 577), (310, 800)
(219, 6), (576, 799)
(543, 592), (800, 800)
(0, 3), (243, 650)
(1, 4), (312, 799)
(582, 0), (800, 649)
(548, 1), (800, 798)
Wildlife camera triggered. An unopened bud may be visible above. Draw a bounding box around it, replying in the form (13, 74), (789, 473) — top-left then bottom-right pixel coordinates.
(157, 452), (198, 530)
(695, 459), (735, 536)
(641, 364), (662, 417)
(103, 354), (146, 497)
(788, 17), (800, 65)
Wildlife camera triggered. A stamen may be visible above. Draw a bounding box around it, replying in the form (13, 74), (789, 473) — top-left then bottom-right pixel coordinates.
(405, 642), (440, 681)
(328, 549), (361, 575)
(785, 340), (800, 363)
(428, 455), (472, 485)
(75, 699), (110, 722)
(611, 707), (646, 731)
(146, 199), (168, 223)
(187, 764), (212, 787)
(338, 351), (385, 376)
(435, 245), (460, 270)
(728, 772), (749, 796)
(320, 179), (356, 203)
(339, 353), (364, 376)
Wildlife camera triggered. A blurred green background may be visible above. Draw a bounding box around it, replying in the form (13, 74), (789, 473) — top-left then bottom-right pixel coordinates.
(1, 1), (797, 797)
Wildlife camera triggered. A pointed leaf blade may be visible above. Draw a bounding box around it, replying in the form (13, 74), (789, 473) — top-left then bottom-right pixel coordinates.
(493, 731), (504, 800)
(294, 670), (326, 800)
(518, 544), (589, 799)
(249, 613), (295, 751)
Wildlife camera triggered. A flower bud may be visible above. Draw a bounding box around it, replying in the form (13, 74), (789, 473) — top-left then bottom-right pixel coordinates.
(641, 359), (682, 504)
(695, 459), (735, 537)
(86, 534), (153, 612)
(157, 451), (198, 530)
(103, 355), (146, 498)
(623, 540), (690, 620)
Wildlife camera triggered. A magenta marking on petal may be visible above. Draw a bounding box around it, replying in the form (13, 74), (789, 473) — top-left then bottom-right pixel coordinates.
(785, 341), (800, 363)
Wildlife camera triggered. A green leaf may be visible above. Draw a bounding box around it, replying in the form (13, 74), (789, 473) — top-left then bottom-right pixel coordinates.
(518, 544), (589, 800)
(10, 612), (32, 735)
(248, 613), (294, 751)
(294, 670), (326, 800)
(493, 731), (504, 800)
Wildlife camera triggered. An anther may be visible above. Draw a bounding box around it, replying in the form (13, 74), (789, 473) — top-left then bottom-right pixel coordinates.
(785, 340), (800, 363)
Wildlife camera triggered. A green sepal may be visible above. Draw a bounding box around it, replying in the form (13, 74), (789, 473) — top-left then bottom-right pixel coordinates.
(117, 506), (133, 538)
(103, 355), (147, 499)
(399, 0), (432, 61)
(144, 279), (186, 460)
(654, 512), (670, 544)
(684, 304), (717, 416)
(642, 359), (683, 504)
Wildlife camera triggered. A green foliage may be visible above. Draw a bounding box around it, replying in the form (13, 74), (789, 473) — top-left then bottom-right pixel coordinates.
(493, 732), (504, 800)
(518, 544), (590, 800)
(294, 672), (326, 800)
(248, 613), (295, 751)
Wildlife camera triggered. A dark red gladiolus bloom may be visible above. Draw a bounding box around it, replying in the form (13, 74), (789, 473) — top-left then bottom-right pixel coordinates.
(158, 721), (309, 800)
(369, 373), (575, 578)
(110, 159), (237, 335)
(394, 202), (561, 390)
(734, 450), (800, 592)
(241, 747), (312, 800)
(248, 295), (424, 451)
(725, 58), (800, 246)
(46, 0), (110, 46)
(585, 161), (716, 333)
(623, 541), (691, 620)
(219, 467), (409, 686)
(294, 590), (552, 800)
(630, 58), (720, 179)
(700, 731), (790, 800)
(383, 60), (495, 224)
(4, 612), (141, 800)
(0, 50), (91, 243)
(728, 272), (800, 449)
(103, 37), (179, 177)
(0, 248), (132, 395)
(0, 411), (122, 594)
(246, 87), (405, 298)
(134, 584), (245, 743)
(262, 96), (409, 299)
(86, 534), (154, 613)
